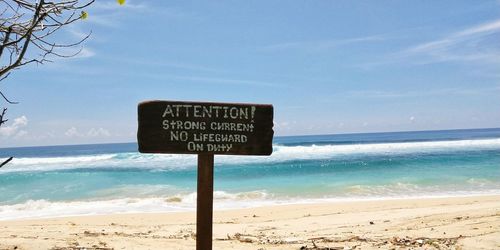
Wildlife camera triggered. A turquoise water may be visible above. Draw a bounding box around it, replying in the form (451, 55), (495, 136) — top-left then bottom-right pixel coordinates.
(0, 128), (499, 220)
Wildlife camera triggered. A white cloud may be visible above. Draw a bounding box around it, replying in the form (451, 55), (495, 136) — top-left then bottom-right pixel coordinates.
(65, 127), (83, 137)
(402, 19), (500, 64)
(359, 19), (500, 70)
(87, 128), (111, 137)
(454, 19), (500, 37)
(65, 127), (111, 138)
(13, 116), (27, 126)
(0, 116), (28, 137)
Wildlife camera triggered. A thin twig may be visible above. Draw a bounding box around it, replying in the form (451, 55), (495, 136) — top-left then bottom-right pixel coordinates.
(0, 157), (13, 168)
(0, 90), (18, 104)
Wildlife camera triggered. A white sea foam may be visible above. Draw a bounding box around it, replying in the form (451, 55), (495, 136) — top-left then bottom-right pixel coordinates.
(0, 190), (274, 221)
(337, 180), (500, 197)
(2, 138), (500, 173)
(1, 189), (499, 221)
(11, 154), (116, 165)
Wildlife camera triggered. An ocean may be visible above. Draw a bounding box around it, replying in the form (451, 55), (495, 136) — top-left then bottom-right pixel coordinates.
(0, 128), (499, 220)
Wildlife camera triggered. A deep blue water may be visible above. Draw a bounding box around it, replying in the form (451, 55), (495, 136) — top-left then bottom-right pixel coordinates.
(0, 128), (499, 220)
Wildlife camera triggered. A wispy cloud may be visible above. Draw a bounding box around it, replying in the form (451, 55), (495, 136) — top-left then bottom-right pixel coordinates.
(170, 75), (281, 87)
(66, 26), (91, 41)
(41, 46), (95, 62)
(81, 1), (150, 27)
(340, 86), (500, 99)
(261, 35), (385, 52)
(138, 72), (283, 88)
(75, 47), (95, 58)
(400, 19), (500, 64)
(357, 19), (500, 70)
(103, 57), (223, 73)
(90, 1), (148, 11)
(85, 1), (193, 27)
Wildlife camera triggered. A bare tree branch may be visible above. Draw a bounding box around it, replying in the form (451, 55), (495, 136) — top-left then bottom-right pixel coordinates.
(0, 108), (13, 168)
(0, 0), (47, 77)
(0, 0), (95, 168)
(0, 107), (7, 126)
(0, 90), (17, 103)
(0, 25), (12, 58)
(0, 157), (13, 168)
(0, 0), (94, 78)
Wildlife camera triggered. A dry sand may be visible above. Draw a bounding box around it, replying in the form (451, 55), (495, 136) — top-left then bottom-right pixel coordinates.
(0, 195), (499, 250)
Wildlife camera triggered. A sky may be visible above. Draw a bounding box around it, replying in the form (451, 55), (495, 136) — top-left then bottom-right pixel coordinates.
(1, 0), (499, 147)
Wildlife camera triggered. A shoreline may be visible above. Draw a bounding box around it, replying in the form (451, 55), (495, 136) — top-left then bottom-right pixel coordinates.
(1, 195), (499, 249)
(2, 191), (500, 222)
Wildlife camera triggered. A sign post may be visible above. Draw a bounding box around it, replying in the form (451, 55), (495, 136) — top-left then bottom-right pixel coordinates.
(197, 153), (214, 250)
(137, 100), (274, 250)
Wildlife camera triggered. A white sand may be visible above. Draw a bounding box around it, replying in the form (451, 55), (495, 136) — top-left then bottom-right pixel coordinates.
(1, 195), (499, 249)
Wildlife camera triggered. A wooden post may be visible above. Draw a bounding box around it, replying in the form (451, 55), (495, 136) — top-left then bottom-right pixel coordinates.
(196, 153), (214, 250)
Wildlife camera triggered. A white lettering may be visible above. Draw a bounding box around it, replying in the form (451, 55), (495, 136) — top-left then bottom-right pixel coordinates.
(162, 105), (175, 118)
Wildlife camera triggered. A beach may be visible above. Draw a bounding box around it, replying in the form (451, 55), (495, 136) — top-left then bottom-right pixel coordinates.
(1, 129), (499, 249)
(1, 1), (498, 248)
(1, 195), (499, 249)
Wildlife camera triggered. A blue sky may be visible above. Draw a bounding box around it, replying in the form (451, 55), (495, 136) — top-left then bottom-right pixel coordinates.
(1, 0), (499, 147)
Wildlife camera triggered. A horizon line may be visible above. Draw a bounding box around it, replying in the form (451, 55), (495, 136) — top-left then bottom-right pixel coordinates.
(1, 126), (499, 150)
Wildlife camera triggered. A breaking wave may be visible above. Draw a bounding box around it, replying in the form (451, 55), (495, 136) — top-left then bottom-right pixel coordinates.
(3, 138), (500, 173)
(0, 190), (274, 221)
(1, 186), (498, 221)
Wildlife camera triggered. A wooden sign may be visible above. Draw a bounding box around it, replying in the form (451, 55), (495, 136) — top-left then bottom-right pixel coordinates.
(137, 100), (274, 250)
(137, 100), (274, 155)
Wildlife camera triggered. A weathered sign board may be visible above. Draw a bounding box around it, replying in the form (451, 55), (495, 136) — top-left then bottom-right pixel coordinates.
(137, 100), (273, 250)
(138, 100), (274, 155)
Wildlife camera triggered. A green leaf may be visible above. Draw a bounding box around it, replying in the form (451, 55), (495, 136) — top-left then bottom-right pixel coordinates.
(80, 11), (88, 20)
